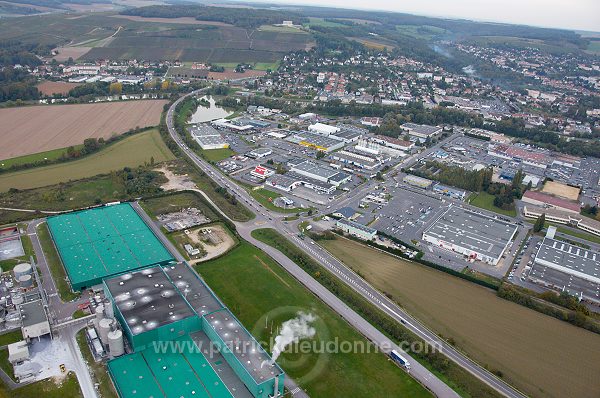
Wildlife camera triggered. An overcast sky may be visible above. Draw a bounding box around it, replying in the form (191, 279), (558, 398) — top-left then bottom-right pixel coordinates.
(256, 0), (600, 32)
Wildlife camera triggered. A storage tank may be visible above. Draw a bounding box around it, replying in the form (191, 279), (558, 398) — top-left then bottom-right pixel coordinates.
(98, 318), (112, 345)
(95, 305), (104, 321)
(17, 275), (33, 288)
(103, 299), (114, 319)
(11, 292), (23, 305)
(108, 329), (124, 357)
(13, 263), (32, 279)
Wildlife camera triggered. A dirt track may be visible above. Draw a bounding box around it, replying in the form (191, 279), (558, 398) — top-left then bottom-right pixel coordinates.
(0, 100), (167, 160)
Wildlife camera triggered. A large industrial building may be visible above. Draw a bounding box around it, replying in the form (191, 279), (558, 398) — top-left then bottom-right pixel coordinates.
(523, 205), (600, 237)
(401, 123), (442, 140)
(47, 203), (175, 290)
(190, 125), (230, 150)
(290, 160), (351, 187)
(521, 191), (581, 214)
(336, 219), (377, 241)
(529, 229), (600, 304)
(288, 131), (345, 152)
(106, 263), (285, 398)
(422, 206), (518, 265)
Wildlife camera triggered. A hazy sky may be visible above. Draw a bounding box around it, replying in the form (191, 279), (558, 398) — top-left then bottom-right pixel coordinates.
(257, 0), (600, 32)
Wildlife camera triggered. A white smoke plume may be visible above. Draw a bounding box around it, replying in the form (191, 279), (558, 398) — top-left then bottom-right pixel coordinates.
(263, 312), (316, 367)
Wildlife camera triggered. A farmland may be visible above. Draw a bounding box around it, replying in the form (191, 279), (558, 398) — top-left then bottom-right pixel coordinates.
(320, 237), (600, 398)
(196, 241), (432, 398)
(0, 100), (167, 160)
(0, 12), (314, 63)
(36, 81), (81, 96)
(0, 129), (174, 191)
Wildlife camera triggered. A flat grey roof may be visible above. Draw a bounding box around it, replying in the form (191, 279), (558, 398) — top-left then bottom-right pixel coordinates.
(190, 124), (220, 136)
(286, 172), (334, 191)
(329, 171), (351, 182)
(292, 161), (338, 179)
(19, 299), (48, 327)
(195, 135), (228, 146)
(337, 218), (377, 235)
(289, 131), (344, 148)
(529, 262), (600, 303)
(402, 123), (441, 136)
(423, 206), (517, 259)
(204, 309), (283, 384)
(162, 262), (224, 317)
(534, 238), (600, 284)
(105, 266), (196, 336)
(189, 331), (254, 398)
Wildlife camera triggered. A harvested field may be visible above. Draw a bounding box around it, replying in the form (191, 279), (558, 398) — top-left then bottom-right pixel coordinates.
(36, 81), (81, 96)
(110, 14), (232, 26)
(541, 180), (580, 201)
(52, 46), (92, 61)
(208, 69), (266, 80)
(320, 237), (600, 398)
(0, 129), (174, 191)
(0, 100), (167, 160)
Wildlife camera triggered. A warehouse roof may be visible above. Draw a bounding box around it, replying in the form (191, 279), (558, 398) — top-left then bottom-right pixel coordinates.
(423, 206), (517, 259)
(47, 203), (174, 290)
(292, 160), (339, 179)
(337, 218), (377, 235)
(522, 191), (580, 213)
(19, 299), (48, 327)
(162, 262), (223, 317)
(402, 123), (441, 136)
(108, 337), (238, 398)
(534, 238), (600, 284)
(204, 308), (283, 384)
(105, 266), (195, 336)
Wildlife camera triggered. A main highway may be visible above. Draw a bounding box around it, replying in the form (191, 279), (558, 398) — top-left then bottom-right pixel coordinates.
(167, 90), (527, 398)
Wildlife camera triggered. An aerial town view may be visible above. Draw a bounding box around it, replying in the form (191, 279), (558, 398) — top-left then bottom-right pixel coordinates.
(0, 0), (599, 397)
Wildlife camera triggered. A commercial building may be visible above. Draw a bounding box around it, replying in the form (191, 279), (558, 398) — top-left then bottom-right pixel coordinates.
(330, 150), (381, 170)
(371, 135), (415, 152)
(190, 124), (229, 150)
(265, 174), (302, 192)
(308, 122), (340, 136)
(529, 232), (600, 304)
(433, 184), (466, 200)
(422, 206), (518, 265)
(401, 123), (442, 140)
(487, 144), (550, 169)
(288, 132), (345, 152)
(19, 299), (51, 339)
(336, 219), (377, 241)
(290, 161), (350, 186)
(523, 205), (600, 237)
(522, 191), (580, 214)
(212, 118), (254, 132)
(106, 262), (285, 398)
(47, 203), (174, 290)
(250, 165), (275, 180)
(7, 341), (29, 364)
(355, 138), (407, 158)
(403, 175), (434, 189)
(247, 148), (273, 159)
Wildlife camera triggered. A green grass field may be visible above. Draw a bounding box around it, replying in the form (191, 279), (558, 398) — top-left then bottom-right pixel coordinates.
(0, 129), (174, 192)
(248, 188), (303, 213)
(200, 148), (235, 163)
(195, 241), (432, 398)
(304, 17), (345, 28)
(37, 222), (79, 302)
(0, 329), (24, 346)
(0, 145), (84, 170)
(141, 192), (219, 221)
(0, 349), (14, 382)
(396, 25), (448, 40)
(468, 192), (517, 217)
(76, 330), (117, 398)
(320, 237), (600, 398)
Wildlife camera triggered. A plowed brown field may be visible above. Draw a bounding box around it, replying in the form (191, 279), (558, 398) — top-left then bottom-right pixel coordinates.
(0, 100), (167, 160)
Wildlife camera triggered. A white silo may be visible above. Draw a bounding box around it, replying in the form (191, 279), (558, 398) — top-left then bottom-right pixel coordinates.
(13, 263), (32, 279)
(95, 305), (105, 321)
(17, 275), (33, 288)
(108, 329), (124, 357)
(98, 318), (112, 345)
(103, 299), (114, 319)
(11, 291), (23, 305)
